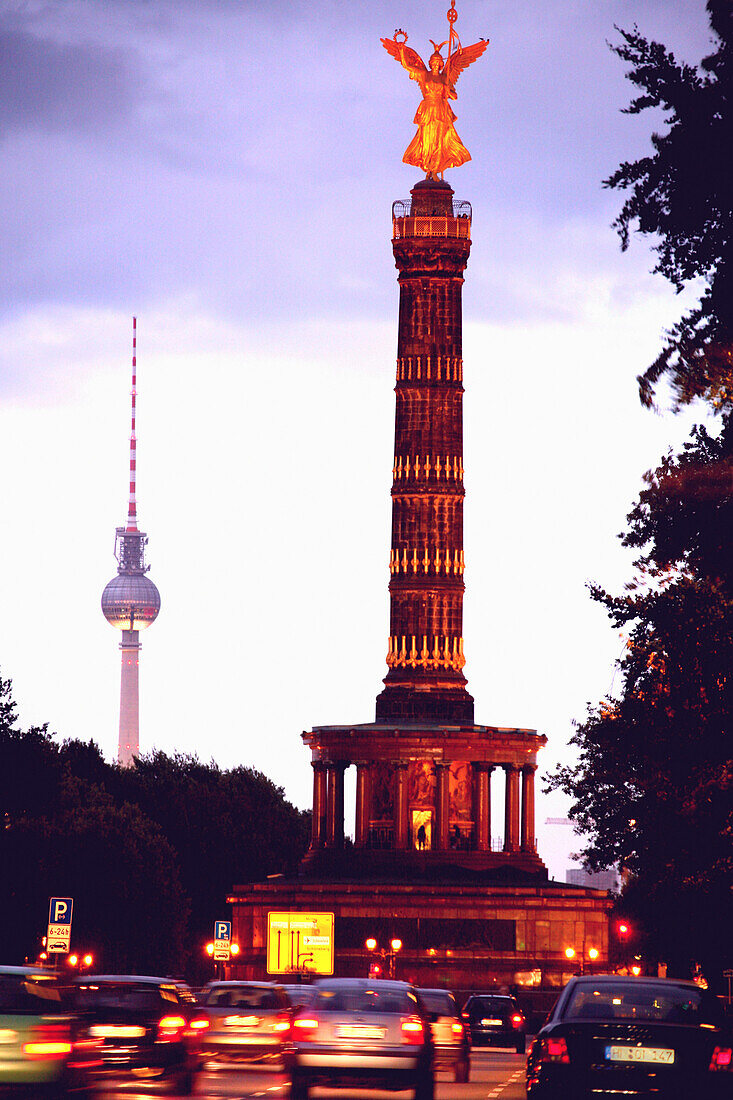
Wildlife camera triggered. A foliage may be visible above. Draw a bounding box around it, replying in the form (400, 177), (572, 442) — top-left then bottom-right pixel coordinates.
(549, 415), (733, 983)
(0, 674), (310, 977)
(604, 1), (733, 409)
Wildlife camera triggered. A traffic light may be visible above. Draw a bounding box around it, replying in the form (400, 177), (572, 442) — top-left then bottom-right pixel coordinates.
(368, 962), (383, 979)
(616, 921), (631, 940)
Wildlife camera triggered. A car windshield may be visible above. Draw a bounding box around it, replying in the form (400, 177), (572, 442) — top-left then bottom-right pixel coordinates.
(75, 984), (179, 1011)
(564, 982), (723, 1026)
(284, 986), (313, 1007)
(469, 997), (512, 1014)
(0, 974), (66, 1014)
(205, 987), (287, 1009)
(420, 991), (457, 1016)
(313, 986), (418, 1014)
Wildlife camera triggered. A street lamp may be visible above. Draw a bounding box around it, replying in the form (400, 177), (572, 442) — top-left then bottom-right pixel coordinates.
(365, 937), (403, 979)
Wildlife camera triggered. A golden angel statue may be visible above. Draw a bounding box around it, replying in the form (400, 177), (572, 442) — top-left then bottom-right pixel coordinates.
(382, 5), (487, 179)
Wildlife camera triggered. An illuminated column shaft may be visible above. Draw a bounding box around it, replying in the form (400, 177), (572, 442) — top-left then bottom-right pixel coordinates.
(376, 180), (474, 725)
(118, 629), (141, 767)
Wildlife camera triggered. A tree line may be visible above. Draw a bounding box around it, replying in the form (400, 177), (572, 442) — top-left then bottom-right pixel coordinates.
(0, 672), (310, 982)
(549, 0), (732, 990)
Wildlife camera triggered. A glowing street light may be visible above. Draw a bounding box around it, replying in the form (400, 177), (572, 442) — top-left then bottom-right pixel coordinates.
(564, 947), (576, 960)
(365, 937), (403, 979)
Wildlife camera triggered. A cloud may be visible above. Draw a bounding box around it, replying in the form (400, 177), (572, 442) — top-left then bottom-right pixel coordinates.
(0, 24), (143, 139)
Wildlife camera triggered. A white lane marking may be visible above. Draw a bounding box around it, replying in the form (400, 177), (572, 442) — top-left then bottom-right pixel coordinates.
(486, 1067), (524, 1097)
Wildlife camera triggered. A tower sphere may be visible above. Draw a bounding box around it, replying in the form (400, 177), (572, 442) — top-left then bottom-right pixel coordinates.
(101, 573), (161, 631)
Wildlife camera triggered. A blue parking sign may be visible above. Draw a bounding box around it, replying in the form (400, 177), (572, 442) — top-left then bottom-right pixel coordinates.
(49, 898), (73, 925)
(214, 920), (231, 941)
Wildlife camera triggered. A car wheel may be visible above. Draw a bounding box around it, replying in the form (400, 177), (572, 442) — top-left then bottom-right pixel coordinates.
(172, 1069), (196, 1095)
(291, 1073), (309, 1100)
(454, 1056), (470, 1083)
(515, 1035), (526, 1054)
(414, 1071), (435, 1100)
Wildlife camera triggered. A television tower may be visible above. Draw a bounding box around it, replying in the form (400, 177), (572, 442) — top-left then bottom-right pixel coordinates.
(101, 318), (161, 766)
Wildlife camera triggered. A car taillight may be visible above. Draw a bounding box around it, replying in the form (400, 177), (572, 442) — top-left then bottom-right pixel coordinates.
(22, 1023), (72, 1058)
(401, 1015), (425, 1044)
(273, 1012), (291, 1034)
(190, 1017), (209, 1031)
(537, 1036), (570, 1064)
(157, 1015), (187, 1042)
(710, 1046), (733, 1071)
(451, 1021), (464, 1035)
(511, 1014), (524, 1027)
(292, 1016), (319, 1041)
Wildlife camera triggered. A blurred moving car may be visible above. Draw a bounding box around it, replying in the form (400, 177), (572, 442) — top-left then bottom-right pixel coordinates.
(282, 984), (314, 1010)
(526, 974), (733, 1099)
(198, 980), (291, 1066)
(0, 965), (99, 1095)
(73, 974), (206, 1094)
(285, 977), (434, 1100)
(418, 988), (470, 1082)
(462, 992), (526, 1052)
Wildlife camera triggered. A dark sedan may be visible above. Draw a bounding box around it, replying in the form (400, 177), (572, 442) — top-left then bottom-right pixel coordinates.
(526, 974), (732, 1098)
(73, 974), (207, 1094)
(461, 993), (526, 1052)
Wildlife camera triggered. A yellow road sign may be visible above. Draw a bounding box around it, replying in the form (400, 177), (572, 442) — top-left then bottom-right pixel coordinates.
(267, 912), (334, 976)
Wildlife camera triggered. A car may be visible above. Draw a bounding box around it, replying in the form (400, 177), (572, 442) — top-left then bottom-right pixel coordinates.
(73, 973), (206, 1094)
(282, 984), (315, 1009)
(418, 987), (470, 1082)
(284, 977), (434, 1100)
(461, 992), (526, 1052)
(0, 964), (99, 1096)
(525, 973), (733, 1099)
(198, 980), (292, 1066)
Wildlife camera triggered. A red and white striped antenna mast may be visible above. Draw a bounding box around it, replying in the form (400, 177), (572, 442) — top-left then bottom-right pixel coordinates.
(126, 316), (138, 533)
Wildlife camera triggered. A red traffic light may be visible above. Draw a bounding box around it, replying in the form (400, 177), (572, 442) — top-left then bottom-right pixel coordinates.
(368, 962), (383, 979)
(616, 921), (631, 939)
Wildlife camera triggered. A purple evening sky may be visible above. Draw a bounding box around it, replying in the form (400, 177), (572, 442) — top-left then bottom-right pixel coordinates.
(0, 0), (717, 879)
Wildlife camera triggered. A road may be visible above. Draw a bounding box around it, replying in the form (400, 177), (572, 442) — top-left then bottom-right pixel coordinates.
(94, 1048), (527, 1099)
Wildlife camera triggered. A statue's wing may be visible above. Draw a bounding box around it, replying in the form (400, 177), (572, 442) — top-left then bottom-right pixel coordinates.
(381, 37), (428, 79)
(445, 40), (488, 84)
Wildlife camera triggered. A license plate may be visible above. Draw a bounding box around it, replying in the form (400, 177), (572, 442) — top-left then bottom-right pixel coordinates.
(606, 1045), (675, 1064)
(336, 1025), (386, 1040)
(224, 1015), (259, 1027)
(481, 1018), (502, 1026)
(90, 1025), (146, 1038)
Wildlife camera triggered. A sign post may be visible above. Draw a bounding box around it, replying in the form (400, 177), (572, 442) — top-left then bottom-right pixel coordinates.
(267, 912), (334, 976)
(47, 897), (73, 955)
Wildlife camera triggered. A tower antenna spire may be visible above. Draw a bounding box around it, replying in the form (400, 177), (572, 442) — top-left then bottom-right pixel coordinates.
(101, 316), (161, 766)
(127, 316), (138, 532)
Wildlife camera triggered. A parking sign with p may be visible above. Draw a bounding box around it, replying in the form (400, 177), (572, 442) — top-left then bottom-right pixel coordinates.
(47, 897), (73, 954)
(213, 919), (231, 961)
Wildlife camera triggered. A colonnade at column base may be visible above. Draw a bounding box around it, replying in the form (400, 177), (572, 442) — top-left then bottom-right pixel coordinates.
(302, 721), (547, 876)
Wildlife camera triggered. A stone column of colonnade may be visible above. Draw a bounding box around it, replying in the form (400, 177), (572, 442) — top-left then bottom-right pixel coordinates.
(310, 758), (537, 854)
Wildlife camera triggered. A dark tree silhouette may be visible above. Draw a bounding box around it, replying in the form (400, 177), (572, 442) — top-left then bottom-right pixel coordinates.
(605, 1), (733, 409)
